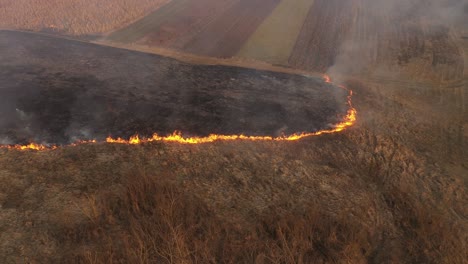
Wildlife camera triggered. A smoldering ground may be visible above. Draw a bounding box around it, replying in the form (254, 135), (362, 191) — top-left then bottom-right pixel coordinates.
(0, 30), (348, 146)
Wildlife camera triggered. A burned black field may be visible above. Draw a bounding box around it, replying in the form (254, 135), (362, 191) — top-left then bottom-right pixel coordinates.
(0, 30), (347, 145)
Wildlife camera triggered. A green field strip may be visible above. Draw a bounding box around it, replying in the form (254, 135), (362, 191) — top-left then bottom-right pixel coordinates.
(106, 0), (190, 43)
(237, 0), (315, 65)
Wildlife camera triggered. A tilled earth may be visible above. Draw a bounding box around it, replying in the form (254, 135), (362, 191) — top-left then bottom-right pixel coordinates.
(0, 30), (347, 145)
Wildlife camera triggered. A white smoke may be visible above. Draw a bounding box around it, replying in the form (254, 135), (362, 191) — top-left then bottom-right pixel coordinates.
(326, 0), (467, 81)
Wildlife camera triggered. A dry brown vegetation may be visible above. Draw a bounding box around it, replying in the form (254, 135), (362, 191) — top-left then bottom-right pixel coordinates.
(0, 0), (170, 36)
(337, 0), (467, 83)
(0, 75), (466, 262)
(0, 1), (467, 263)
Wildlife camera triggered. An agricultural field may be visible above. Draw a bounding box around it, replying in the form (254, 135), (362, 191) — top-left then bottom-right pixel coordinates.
(104, 0), (466, 80)
(1, 0), (464, 79)
(108, 0), (281, 58)
(287, 0), (355, 72)
(107, 0), (237, 44)
(0, 0), (170, 36)
(236, 0), (315, 65)
(334, 0), (466, 83)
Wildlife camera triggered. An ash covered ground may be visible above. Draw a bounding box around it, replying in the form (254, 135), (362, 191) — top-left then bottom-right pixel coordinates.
(0, 30), (347, 145)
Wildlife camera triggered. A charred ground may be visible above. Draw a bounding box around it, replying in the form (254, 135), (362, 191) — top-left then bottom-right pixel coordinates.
(0, 30), (347, 145)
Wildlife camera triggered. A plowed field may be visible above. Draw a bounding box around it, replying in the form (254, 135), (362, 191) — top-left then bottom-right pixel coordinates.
(237, 0), (315, 65)
(108, 0), (280, 58)
(105, 0), (465, 81)
(288, 0), (355, 72)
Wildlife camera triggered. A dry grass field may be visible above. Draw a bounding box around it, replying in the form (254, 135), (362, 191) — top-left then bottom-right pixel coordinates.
(0, 0), (170, 36)
(0, 0), (467, 263)
(1, 74), (466, 262)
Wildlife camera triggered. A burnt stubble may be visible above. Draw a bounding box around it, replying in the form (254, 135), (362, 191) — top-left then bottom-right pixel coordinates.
(0, 30), (347, 145)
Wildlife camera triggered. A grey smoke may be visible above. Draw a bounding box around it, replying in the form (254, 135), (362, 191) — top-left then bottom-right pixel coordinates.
(326, 0), (467, 81)
(0, 137), (13, 145)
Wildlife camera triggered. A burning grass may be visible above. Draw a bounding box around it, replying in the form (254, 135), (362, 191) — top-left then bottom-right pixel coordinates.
(0, 31), (351, 149)
(3, 84), (356, 150)
(0, 78), (466, 263)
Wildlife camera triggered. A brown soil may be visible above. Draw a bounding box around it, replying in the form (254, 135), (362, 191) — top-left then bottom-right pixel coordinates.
(140, 0), (239, 48)
(179, 0), (280, 57)
(288, 0), (355, 72)
(107, 0), (280, 58)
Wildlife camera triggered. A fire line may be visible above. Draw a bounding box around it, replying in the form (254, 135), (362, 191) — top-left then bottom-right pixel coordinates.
(1, 75), (356, 151)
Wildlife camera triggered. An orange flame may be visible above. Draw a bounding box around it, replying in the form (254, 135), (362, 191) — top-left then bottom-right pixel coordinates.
(1, 75), (356, 150)
(8, 143), (53, 151)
